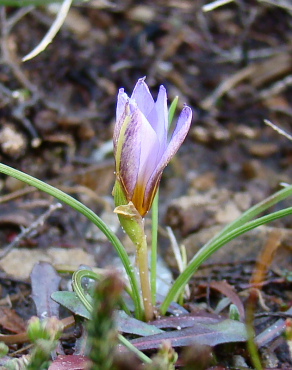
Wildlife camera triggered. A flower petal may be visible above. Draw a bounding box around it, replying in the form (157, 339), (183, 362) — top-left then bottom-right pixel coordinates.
(143, 105), (192, 207)
(146, 85), (168, 159)
(137, 112), (160, 184)
(114, 89), (130, 155)
(131, 78), (155, 118)
(116, 88), (129, 121)
(118, 108), (142, 199)
(131, 112), (160, 215)
(113, 97), (137, 155)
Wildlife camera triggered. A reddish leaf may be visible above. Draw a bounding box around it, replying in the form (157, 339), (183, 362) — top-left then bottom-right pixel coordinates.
(48, 355), (89, 370)
(119, 319), (247, 352)
(0, 307), (26, 333)
(199, 281), (245, 320)
(151, 311), (222, 329)
(255, 305), (292, 347)
(30, 262), (61, 319)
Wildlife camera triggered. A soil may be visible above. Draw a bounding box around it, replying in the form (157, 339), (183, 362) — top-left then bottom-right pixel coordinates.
(1, 0), (292, 368)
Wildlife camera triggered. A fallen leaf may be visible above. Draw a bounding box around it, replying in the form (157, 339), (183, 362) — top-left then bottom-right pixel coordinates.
(199, 281), (245, 320)
(119, 319), (247, 351)
(51, 291), (91, 320)
(48, 355), (89, 370)
(30, 262), (61, 319)
(0, 307), (26, 333)
(151, 311), (222, 329)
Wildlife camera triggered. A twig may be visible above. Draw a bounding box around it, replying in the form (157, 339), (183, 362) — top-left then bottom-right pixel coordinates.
(255, 312), (292, 318)
(0, 160), (114, 204)
(258, 74), (292, 101)
(197, 10), (229, 57)
(202, 0), (234, 12)
(12, 94), (42, 147)
(200, 64), (256, 110)
(258, 0), (292, 11)
(0, 6), (42, 146)
(166, 227), (190, 299)
(6, 6), (34, 33)
(264, 119), (292, 141)
(215, 45), (292, 63)
(0, 7), (37, 92)
(0, 203), (62, 259)
(0, 186), (36, 204)
(167, 226), (183, 273)
(22, 0), (73, 62)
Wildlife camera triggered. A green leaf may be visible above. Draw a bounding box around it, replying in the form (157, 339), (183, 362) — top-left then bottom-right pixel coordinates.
(51, 291), (92, 320)
(168, 96), (178, 129)
(116, 311), (163, 336)
(0, 0), (79, 5)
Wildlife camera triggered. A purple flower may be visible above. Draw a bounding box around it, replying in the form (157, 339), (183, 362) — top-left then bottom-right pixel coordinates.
(113, 78), (192, 217)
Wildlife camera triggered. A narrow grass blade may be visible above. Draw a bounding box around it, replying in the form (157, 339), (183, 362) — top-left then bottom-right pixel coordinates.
(150, 190), (159, 305)
(160, 206), (292, 314)
(0, 163), (143, 320)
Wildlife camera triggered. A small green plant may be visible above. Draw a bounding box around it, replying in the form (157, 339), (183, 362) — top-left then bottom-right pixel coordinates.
(2, 80), (292, 365)
(87, 273), (123, 370)
(4, 317), (63, 370)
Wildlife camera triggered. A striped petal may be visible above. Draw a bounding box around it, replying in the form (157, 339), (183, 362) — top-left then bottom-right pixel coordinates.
(143, 105), (192, 208)
(117, 107), (142, 200)
(146, 85), (168, 160)
(131, 78), (155, 118)
(114, 89), (129, 156)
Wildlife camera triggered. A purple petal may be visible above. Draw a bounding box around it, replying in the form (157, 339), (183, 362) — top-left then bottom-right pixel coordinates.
(146, 85), (168, 159)
(131, 111), (160, 215)
(114, 90), (130, 155)
(144, 105), (192, 205)
(131, 78), (155, 118)
(136, 112), (160, 186)
(116, 88), (129, 121)
(113, 98), (138, 156)
(118, 108), (142, 199)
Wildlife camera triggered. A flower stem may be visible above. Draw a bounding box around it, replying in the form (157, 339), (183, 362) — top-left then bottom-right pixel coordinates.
(137, 234), (154, 322)
(150, 190), (159, 305)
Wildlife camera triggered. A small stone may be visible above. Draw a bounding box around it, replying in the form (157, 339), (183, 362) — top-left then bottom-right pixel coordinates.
(0, 124), (27, 158)
(190, 172), (216, 191)
(233, 192), (252, 211)
(191, 126), (210, 143)
(212, 127), (230, 141)
(215, 201), (241, 224)
(234, 124), (259, 139)
(246, 142), (278, 158)
(0, 248), (95, 280)
(127, 5), (155, 23)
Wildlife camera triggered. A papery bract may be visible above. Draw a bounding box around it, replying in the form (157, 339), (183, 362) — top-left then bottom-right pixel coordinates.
(113, 77), (192, 217)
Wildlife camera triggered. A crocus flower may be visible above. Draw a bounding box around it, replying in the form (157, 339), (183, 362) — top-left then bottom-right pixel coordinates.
(113, 78), (192, 217)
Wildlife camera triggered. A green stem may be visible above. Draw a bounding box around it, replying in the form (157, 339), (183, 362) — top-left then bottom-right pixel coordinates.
(0, 163), (143, 320)
(160, 206), (292, 314)
(118, 334), (152, 364)
(150, 190), (159, 305)
(72, 269), (131, 316)
(137, 235), (154, 321)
